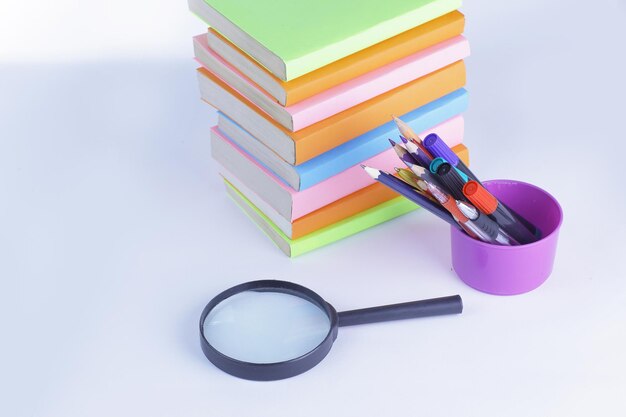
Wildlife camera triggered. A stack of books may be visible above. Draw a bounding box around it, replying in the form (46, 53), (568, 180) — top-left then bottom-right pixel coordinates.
(189, 0), (470, 256)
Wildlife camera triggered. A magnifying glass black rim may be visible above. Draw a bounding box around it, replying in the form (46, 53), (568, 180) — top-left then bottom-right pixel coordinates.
(199, 279), (339, 381)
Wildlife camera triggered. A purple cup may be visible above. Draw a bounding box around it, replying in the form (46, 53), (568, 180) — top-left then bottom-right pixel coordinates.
(450, 180), (563, 295)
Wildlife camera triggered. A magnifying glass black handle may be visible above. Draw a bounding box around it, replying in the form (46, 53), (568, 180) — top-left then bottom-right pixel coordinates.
(337, 295), (463, 327)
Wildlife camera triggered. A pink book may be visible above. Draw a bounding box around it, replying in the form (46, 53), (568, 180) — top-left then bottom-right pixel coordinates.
(195, 34), (470, 131)
(210, 118), (464, 222)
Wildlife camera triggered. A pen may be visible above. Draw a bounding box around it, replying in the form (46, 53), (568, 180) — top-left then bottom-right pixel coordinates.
(423, 133), (481, 182)
(425, 182), (483, 240)
(456, 201), (517, 246)
(462, 181), (539, 244)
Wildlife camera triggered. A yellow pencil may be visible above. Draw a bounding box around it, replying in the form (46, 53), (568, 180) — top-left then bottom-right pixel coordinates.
(394, 167), (436, 202)
(392, 115), (422, 143)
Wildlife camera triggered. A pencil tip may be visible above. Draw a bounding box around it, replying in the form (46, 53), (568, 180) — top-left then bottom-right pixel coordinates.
(360, 164), (366, 169)
(411, 165), (426, 177)
(388, 138), (396, 146)
(399, 135), (408, 144)
(362, 165), (380, 179)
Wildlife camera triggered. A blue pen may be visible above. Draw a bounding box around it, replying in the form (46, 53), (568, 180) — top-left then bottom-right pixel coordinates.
(423, 133), (481, 182)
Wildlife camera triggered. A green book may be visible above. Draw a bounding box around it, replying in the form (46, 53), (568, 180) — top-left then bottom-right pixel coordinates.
(225, 180), (417, 257)
(189, 0), (462, 80)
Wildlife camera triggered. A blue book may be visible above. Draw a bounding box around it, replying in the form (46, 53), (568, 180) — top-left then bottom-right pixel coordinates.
(216, 88), (468, 191)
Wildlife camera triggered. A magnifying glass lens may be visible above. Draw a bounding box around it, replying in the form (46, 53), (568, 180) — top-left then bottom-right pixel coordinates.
(200, 280), (462, 381)
(203, 290), (331, 364)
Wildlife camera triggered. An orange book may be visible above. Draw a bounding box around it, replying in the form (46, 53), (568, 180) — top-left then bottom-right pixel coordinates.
(291, 144), (469, 238)
(198, 60), (466, 164)
(206, 11), (465, 106)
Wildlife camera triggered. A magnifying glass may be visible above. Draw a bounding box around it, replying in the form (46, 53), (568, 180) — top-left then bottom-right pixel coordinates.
(199, 280), (462, 381)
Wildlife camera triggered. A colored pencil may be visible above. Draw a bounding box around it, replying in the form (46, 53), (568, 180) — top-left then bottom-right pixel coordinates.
(393, 116), (434, 158)
(402, 136), (432, 167)
(393, 115), (421, 143)
(361, 165), (462, 230)
(398, 155), (446, 190)
(371, 122), (541, 246)
(389, 139), (419, 167)
(394, 167), (428, 193)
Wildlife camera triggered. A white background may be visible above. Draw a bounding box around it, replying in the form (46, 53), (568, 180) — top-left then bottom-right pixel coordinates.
(2, 0), (626, 416)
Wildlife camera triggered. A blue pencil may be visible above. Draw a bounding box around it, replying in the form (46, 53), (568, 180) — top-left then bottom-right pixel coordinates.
(399, 135), (432, 168)
(388, 139), (420, 167)
(361, 165), (462, 230)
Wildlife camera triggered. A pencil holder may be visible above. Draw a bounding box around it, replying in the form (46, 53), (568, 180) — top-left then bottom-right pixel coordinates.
(450, 180), (563, 295)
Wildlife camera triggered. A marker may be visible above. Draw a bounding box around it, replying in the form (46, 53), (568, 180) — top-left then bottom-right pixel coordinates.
(423, 133), (481, 182)
(362, 165), (461, 229)
(429, 157), (469, 182)
(435, 163), (467, 202)
(463, 181), (539, 244)
(456, 201), (517, 246)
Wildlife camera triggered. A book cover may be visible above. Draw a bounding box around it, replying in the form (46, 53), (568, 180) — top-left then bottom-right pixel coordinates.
(220, 166), (399, 240)
(225, 180), (418, 257)
(198, 60), (466, 162)
(205, 11), (465, 106)
(193, 0), (462, 80)
(211, 126), (469, 221)
(195, 34), (470, 130)
(219, 106), (466, 191)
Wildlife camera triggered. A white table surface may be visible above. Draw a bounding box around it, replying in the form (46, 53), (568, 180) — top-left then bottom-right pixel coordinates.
(2, 1), (626, 416)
